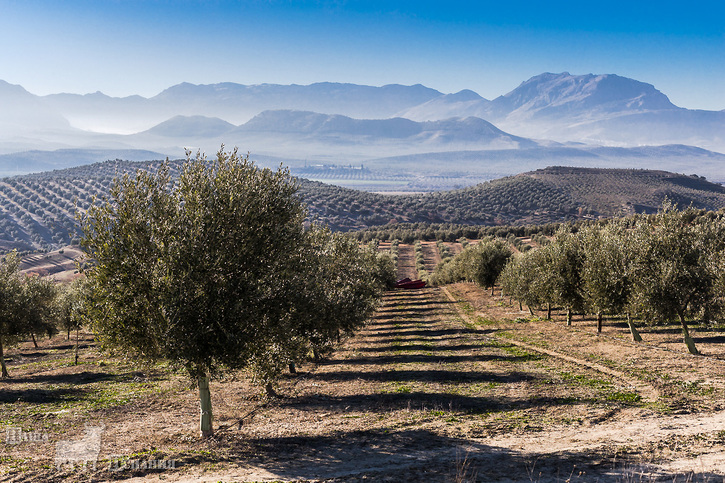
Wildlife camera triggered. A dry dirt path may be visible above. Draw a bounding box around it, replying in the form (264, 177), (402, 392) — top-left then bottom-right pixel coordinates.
(396, 243), (418, 280)
(440, 286), (661, 404)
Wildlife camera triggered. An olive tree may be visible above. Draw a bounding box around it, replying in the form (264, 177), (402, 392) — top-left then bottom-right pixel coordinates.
(0, 253), (59, 378)
(0, 252), (23, 378)
(21, 274), (58, 347)
(629, 205), (724, 355)
(580, 222), (641, 338)
(252, 227), (391, 389)
(429, 238), (510, 292)
(56, 277), (90, 364)
(56, 278), (87, 341)
(499, 248), (549, 316)
(517, 229), (585, 322)
(80, 149), (309, 436)
(468, 240), (512, 295)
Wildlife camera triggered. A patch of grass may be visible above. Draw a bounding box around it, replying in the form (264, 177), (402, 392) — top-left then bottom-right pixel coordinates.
(474, 316), (497, 326)
(8, 357), (77, 372)
(606, 391), (642, 404)
(458, 301), (476, 317)
(587, 354), (618, 368)
(489, 411), (545, 432)
(496, 331), (549, 348)
(557, 371), (644, 406)
(488, 340), (543, 362)
(559, 370), (611, 389)
(382, 382), (413, 394)
(643, 400), (673, 413)
(678, 379), (716, 396)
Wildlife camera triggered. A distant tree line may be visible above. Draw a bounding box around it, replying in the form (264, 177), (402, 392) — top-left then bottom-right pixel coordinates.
(354, 222), (563, 244)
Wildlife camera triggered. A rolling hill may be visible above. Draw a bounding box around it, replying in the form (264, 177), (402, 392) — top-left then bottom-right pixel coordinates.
(1, 159), (725, 253)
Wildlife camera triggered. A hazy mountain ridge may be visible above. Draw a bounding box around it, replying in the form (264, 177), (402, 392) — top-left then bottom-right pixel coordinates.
(144, 115), (236, 138)
(1, 73), (724, 176)
(40, 81), (443, 132)
(232, 110), (534, 146)
(493, 73), (678, 117)
(398, 72), (725, 151)
(397, 73), (678, 121)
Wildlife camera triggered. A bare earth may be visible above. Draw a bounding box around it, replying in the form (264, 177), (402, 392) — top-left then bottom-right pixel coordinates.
(2, 242), (725, 482)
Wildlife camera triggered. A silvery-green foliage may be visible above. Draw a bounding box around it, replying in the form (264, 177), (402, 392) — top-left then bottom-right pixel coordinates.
(80, 148), (308, 380)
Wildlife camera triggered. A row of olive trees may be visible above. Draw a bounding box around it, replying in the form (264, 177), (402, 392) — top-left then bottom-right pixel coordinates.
(0, 261), (85, 379)
(499, 204), (725, 355)
(430, 238), (512, 295)
(79, 148), (394, 437)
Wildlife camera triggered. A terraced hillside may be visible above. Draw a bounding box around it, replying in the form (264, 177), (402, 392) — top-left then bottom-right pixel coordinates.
(528, 166), (725, 217)
(1, 159), (725, 252)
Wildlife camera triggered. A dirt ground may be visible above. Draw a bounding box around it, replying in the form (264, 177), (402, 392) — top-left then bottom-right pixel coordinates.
(3, 242), (725, 482)
(19, 246), (83, 282)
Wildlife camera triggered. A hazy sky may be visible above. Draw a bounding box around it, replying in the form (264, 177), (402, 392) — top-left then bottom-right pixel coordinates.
(1, 0), (723, 110)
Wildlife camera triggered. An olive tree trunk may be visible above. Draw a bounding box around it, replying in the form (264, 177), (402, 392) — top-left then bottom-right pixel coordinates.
(0, 338), (8, 378)
(546, 303), (551, 320)
(678, 312), (699, 355)
(31, 333), (38, 348)
(74, 327), (80, 365)
(626, 313), (642, 342)
(596, 312), (603, 333)
(566, 308), (572, 327)
(198, 376), (213, 437)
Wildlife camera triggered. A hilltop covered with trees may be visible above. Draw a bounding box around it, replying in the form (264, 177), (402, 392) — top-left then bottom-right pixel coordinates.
(1, 159), (725, 252)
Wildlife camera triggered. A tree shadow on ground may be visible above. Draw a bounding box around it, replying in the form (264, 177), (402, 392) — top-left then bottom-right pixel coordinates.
(0, 371), (125, 386)
(319, 352), (532, 366)
(283, 391), (585, 415)
(305, 368), (535, 385)
(0, 387), (86, 403)
(163, 427), (721, 482)
(354, 343), (486, 353)
(375, 305), (452, 316)
(366, 327), (492, 340)
(691, 334), (725, 344)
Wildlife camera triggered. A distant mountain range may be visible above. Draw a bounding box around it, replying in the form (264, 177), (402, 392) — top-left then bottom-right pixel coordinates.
(1, 73), (724, 183)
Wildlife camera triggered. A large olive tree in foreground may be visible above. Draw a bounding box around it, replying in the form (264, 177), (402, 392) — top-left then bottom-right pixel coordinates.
(81, 149), (310, 437)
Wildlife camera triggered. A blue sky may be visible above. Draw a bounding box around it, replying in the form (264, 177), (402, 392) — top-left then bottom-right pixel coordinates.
(1, 0), (723, 110)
